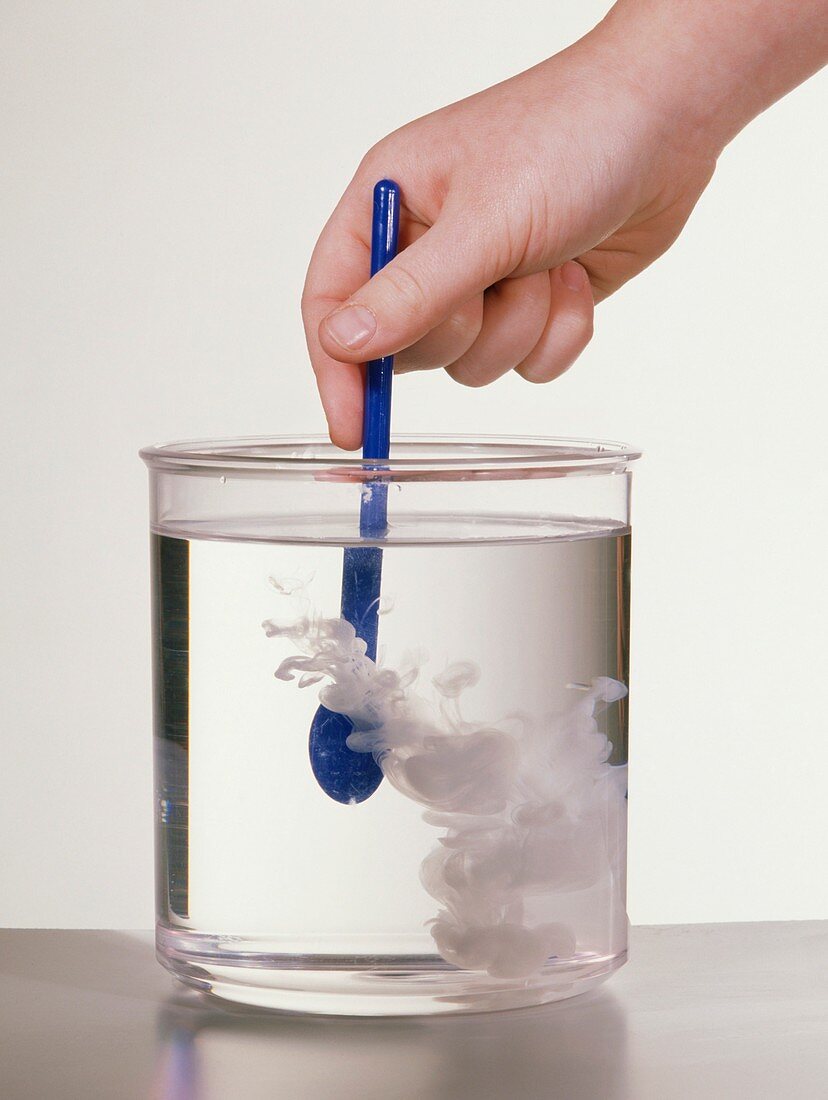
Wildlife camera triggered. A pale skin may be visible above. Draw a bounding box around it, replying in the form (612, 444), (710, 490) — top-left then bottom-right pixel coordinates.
(302, 0), (828, 449)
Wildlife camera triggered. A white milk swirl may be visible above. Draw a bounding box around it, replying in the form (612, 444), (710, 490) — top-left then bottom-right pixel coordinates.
(263, 586), (627, 980)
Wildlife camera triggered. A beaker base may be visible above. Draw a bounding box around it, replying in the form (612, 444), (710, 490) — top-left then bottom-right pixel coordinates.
(156, 926), (627, 1016)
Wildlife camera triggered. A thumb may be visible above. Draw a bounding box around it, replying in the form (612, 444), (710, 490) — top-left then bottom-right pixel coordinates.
(318, 211), (504, 363)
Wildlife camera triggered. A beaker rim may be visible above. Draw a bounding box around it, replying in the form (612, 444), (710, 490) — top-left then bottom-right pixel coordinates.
(139, 434), (641, 479)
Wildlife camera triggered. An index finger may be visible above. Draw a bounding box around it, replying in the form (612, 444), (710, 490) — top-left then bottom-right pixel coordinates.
(301, 185), (374, 450)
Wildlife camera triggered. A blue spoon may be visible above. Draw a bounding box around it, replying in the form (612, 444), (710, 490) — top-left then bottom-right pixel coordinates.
(309, 178), (401, 804)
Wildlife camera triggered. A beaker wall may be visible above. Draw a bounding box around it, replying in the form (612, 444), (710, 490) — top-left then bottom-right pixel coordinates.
(143, 436), (638, 1014)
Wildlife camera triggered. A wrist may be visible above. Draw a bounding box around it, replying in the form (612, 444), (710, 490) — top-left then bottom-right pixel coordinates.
(590, 0), (828, 155)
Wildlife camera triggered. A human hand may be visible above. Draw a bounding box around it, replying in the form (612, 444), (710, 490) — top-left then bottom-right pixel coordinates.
(302, 0), (826, 448)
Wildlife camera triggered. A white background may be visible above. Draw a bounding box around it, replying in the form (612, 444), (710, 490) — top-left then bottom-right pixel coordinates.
(1, 1), (826, 928)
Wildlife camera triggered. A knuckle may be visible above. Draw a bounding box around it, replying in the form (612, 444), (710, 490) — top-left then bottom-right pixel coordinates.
(446, 309), (483, 348)
(380, 263), (431, 320)
(358, 138), (394, 178)
(357, 148), (378, 178)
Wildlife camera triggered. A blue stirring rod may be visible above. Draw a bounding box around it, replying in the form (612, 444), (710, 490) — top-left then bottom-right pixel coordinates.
(308, 179), (401, 804)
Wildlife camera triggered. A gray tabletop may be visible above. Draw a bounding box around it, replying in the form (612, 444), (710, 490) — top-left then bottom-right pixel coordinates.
(1, 923), (826, 1099)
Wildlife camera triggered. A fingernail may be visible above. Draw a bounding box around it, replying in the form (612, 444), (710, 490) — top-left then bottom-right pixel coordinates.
(323, 304), (377, 350)
(560, 261), (587, 292)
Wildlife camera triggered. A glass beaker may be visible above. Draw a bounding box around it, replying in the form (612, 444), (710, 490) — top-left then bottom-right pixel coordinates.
(140, 436), (639, 1015)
